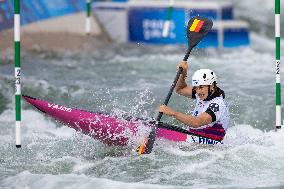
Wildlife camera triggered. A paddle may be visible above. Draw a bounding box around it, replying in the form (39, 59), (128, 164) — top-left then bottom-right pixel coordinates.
(158, 122), (222, 142)
(137, 17), (213, 155)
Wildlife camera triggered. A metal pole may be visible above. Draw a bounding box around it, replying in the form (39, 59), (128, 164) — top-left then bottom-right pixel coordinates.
(162, 0), (174, 38)
(86, 0), (91, 35)
(14, 0), (21, 147)
(275, 0), (281, 130)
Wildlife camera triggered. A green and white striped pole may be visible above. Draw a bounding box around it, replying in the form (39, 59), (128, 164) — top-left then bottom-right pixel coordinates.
(14, 0), (21, 147)
(162, 0), (174, 38)
(86, 0), (91, 35)
(275, 0), (281, 130)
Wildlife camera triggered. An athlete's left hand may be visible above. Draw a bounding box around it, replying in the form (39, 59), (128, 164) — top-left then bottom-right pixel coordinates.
(159, 105), (177, 117)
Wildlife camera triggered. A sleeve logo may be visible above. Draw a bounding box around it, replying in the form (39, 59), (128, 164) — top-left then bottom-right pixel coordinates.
(208, 103), (219, 112)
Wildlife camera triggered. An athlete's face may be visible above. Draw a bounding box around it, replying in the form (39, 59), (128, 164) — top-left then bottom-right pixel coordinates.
(195, 85), (209, 100)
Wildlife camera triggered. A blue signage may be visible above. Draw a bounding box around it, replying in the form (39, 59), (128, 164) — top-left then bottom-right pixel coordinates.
(224, 28), (250, 47)
(128, 6), (249, 48)
(128, 7), (186, 44)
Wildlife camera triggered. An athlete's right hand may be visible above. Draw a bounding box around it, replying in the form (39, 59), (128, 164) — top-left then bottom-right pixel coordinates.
(177, 61), (188, 76)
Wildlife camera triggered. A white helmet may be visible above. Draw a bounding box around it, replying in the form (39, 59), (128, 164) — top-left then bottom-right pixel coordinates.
(192, 69), (217, 86)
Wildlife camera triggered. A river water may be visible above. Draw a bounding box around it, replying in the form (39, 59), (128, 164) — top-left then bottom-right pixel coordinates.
(1, 0), (284, 188)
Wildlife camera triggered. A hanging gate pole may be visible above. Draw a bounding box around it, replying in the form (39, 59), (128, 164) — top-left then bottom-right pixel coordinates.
(162, 0), (174, 38)
(275, 0), (281, 130)
(86, 0), (91, 35)
(14, 0), (21, 147)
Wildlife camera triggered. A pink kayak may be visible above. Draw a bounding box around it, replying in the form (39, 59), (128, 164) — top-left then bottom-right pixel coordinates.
(22, 95), (201, 146)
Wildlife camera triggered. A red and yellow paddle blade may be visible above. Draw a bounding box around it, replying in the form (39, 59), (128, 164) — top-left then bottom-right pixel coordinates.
(186, 17), (213, 49)
(136, 139), (148, 155)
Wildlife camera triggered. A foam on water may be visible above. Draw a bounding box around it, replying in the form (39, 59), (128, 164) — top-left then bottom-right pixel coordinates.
(155, 126), (284, 188)
(2, 102), (284, 188)
(1, 171), (189, 189)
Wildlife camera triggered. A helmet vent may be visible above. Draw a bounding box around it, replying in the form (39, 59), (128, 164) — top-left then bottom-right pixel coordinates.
(203, 74), (206, 79)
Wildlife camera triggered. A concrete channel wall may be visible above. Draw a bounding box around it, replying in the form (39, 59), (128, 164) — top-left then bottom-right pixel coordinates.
(0, 1), (105, 57)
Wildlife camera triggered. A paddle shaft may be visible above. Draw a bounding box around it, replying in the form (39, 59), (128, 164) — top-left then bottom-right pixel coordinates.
(156, 47), (193, 122)
(144, 46), (194, 154)
(158, 122), (222, 142)
(144, 67), (183, 154)
(183, 48), (193, 62)
(143, 46), (195, 154)
(157, 67), (183, 119)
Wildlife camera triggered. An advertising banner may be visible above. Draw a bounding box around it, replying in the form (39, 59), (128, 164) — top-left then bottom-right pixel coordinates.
(128, 7), (186, 44)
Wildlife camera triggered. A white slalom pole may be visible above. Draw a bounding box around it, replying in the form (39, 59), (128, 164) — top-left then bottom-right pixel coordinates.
(162, 0), (174, 38)
(275, 0), (281, 130)
(86, 0), (91, 35)
(14, 0), (21, 148)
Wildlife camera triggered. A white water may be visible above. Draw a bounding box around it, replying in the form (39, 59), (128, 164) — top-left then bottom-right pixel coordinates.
(1, 0), (284, 188)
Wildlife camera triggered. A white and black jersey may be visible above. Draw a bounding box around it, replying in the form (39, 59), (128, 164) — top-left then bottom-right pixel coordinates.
(190, 88), (230, 141)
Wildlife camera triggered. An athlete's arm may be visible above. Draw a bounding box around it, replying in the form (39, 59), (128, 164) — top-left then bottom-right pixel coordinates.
(173, 111), (212, 128)
(175, 61), (193, 98)
(159, 105), (213, 128)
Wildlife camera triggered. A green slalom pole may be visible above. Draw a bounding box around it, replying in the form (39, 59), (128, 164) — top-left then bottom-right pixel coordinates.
(86, 0), (91, 35)
(14, 0), (21, 148)
(162, 0), (174, 38)
(275, 0), (281, 129)
(275, 0), (281, 130)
